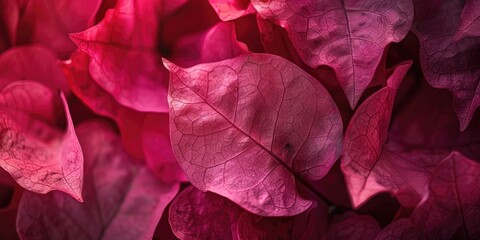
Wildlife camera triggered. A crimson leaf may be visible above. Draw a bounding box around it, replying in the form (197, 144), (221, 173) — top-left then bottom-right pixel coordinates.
(164, 53), (343, 216)
(251, 0), (413, 107)
(0, 81), (83, 201)
(16, 121), (179, 240)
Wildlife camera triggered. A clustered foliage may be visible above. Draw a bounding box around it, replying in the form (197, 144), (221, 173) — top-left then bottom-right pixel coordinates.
(0, 0), (479, 239)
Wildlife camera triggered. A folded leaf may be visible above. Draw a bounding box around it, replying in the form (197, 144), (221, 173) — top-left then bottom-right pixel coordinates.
(70, 0), (182, 112)
(0, 0), (19, 52)
(413, 0), (480, 131)
(16, 121), (179, 240)
(252, 0), (413, 107)
(208, 0), (253, 21)
(170, 186), (328, 240)
(0, 81), (83, 201)
(377, 152), (480, 239)
(64, 51), (185, 183)
(342, 61), (417, 207)
(165, 53), (343, 216)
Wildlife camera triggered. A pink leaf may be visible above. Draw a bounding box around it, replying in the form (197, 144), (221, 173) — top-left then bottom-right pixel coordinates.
(17, 0), (101, 59)
(0, 81), (83, 201)
(165, 53), (343, 216)
(342, 61), (418, 207)
(413, 0), (480, 131)
(64, 51), (186, 183)
(169, 186), (242, 240)
(170, 21), (249, 67)
(208, 0), (254, 21)
(377, 152), (480, 239)
(0, 46), (69, 94)
(170, 186), (328, 240)
(454, 0), (480, 41)
(0, 0), (19, 52)
(69, 0), (179, 112)
(16, 121), (179, 240)
(251, 0), (413, 107)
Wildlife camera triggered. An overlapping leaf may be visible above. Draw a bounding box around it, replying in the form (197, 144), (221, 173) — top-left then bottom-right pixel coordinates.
(169, 186), (328, 240)
(64, 51), (185, 183)
(70, 0), (181, 112)
(0, 81), (83, 201)
(413, 0), (480, 131)
(17, 0), (101, 59)
(252, 0), (413, 107)
(208, 0), (253, 21)
(377, 152), (480, 239)
(16, 121), (179, 240)
(342, 61), (429, 207)
(165, 53), (343, 216)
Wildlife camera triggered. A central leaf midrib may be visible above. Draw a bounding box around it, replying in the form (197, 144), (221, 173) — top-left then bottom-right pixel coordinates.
(174, 73), (333, 206)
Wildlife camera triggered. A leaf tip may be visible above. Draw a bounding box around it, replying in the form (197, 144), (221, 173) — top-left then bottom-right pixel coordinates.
(162, 58), (179, 72)
(68, 32), (86, 50)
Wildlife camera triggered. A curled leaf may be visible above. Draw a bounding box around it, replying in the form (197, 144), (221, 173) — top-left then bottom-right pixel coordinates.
(0, 81), (83, 201)
(16, 121), (179, 240)
(342, 61), (416, 207)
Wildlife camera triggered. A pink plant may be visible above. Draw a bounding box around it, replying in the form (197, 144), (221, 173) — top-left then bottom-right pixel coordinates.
(0, 0), (479, 239)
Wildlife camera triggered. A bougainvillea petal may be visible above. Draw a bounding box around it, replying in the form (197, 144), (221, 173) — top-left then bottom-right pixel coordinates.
(16, 121), (179, 240)
(17, 0), (101, 59)
(0, 46), (69, 93)
(64, 51), (185, 183)
(70, 0), (175, 112)
(413, 0), (480, 131)
(252, 0), (413, 107)
(454, 0), (480, 41)
(208, 0), (253, 21)
(342, 61), (415, 207)
(169, 186), (242, 240)
(0, 81), (83, 201)
(165, 53), (343, 216)
(326, 213), (381, 240)
(377, 152), (480, 239)
(170, 21), (249, 67)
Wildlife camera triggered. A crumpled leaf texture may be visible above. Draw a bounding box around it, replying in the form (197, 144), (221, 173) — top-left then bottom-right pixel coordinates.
(165, 53), (343, 216)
